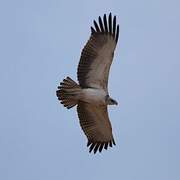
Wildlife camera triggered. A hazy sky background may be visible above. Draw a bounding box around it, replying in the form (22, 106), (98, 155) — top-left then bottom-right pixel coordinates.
(0, 0), (180, 180)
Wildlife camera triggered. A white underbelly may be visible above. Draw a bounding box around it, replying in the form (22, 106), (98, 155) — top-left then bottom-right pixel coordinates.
(80, 88), (107, 105)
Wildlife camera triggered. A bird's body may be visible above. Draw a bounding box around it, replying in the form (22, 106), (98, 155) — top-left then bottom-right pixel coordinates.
(56, 13), (119, 153)
(80, 88), (107, 105)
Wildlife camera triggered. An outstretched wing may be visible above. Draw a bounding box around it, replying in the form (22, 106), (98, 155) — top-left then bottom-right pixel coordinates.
(77, 102), (116, 154)
(77, 13), (119, 91)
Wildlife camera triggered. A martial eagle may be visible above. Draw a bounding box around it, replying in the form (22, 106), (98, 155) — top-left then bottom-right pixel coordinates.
(56, 13), (119, 154)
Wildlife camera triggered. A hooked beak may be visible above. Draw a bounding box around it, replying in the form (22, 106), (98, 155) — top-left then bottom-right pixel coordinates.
(111, 99), (118, 105)
(114, 100), (118, 105)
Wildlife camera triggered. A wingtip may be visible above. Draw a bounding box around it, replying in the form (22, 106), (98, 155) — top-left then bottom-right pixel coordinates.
(87, 141), (92, 147)
(108, 13), (112, 34)
(93, 20), (100, 32)
(99, 143), (104, 153)
(112, 138), (116, 145)
(91, 26), (96, 34)
(115, 24), (119, 43)
(87, 139), (116, 154)
(91, 13), (119, 37)
(93, 143), (100, 154)
(104, 142), (108, 150)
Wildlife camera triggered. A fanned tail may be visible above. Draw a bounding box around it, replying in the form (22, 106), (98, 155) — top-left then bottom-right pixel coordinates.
(56, 77), (81, 109)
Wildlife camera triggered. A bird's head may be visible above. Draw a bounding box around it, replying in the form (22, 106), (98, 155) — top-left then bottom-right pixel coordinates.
(105, 95), (118, 105)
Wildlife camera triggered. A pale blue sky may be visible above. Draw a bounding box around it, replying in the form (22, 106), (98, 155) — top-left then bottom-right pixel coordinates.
(0, 0), (180, 180)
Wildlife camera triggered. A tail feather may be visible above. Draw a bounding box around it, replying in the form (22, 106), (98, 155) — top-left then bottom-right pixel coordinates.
(56, 77), (81, 109)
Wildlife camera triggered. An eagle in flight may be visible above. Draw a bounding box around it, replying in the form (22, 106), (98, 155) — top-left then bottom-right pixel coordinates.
(56, 13), (119, 154)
